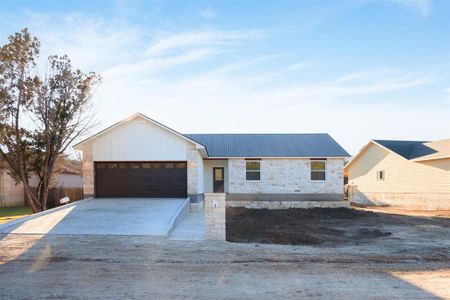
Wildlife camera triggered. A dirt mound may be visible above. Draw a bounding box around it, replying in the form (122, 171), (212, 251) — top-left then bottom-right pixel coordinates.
(226, 207), (393, 245)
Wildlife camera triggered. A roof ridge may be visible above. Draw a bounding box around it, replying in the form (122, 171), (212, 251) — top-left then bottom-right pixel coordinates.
(373, 139), (428, 143)
(185, 133), (330, 135)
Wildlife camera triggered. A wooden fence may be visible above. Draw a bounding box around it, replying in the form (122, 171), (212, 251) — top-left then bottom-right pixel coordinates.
(26, 187), (84, 209)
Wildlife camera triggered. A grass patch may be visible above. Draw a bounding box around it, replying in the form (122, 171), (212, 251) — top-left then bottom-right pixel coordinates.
(0, 206), (33, 224)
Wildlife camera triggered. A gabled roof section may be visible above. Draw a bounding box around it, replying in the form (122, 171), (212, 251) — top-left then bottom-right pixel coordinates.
(184, 134), (350, 158)
(373, 139), (450, 161)
(345, 138), (450, 171)
(73, 113), (205, 150)
(373, 140), (430, 160)
(411, 138), (450, 162)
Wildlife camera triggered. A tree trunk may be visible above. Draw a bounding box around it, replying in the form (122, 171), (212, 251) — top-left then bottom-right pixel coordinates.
(23, 183), (42, 213)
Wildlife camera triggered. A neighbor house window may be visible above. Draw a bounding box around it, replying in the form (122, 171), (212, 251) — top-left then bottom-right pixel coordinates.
(310, 159), (326, 181)
(376, 170), (385, 181)
(246, 161), (261, 181)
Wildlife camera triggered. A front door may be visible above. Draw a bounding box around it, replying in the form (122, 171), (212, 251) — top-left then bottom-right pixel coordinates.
(213, 167), (224, 193)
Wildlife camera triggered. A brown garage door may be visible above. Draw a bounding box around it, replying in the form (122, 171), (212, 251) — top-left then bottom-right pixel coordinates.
(95, 162), (187, 198)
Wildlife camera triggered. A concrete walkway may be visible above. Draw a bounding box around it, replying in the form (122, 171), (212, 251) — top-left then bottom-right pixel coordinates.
(169, 211), (205, 240)
(0, 198), (188, 236)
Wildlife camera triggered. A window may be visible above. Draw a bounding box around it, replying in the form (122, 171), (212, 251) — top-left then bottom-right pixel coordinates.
(214, 168), (223, 180)
(310, 160), (326, 181)
(376, 170), (385, 181)
(246, 161), (260, 181)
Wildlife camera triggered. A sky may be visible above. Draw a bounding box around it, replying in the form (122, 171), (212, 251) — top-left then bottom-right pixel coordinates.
(1, 0), (449, 155)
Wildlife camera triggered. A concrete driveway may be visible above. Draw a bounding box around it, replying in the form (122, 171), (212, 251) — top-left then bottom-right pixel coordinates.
(0, 198), (189, 236)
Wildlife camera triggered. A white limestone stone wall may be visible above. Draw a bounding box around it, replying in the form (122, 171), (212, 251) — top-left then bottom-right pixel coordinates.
(226, 200), (349, 209)
(80, 143), (94, 197)
(228, 158), (344, 194)
(204, 193), (226, 240)
(350, 191), (450, 210)
(187, 149), (204, 195)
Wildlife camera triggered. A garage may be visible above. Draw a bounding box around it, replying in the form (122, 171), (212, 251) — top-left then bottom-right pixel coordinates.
(95, 161), (187, 198)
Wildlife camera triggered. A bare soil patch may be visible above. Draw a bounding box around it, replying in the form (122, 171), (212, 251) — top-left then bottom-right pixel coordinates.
(226, 207), (449, 246)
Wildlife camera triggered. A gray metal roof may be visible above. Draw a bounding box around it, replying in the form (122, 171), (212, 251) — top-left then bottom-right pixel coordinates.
(373, 140), (434, 160)
(184, 134), (350, 158)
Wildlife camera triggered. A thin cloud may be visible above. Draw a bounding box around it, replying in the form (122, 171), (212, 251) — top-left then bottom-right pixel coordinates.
(205, 54), (283, 76)
(200, 5), (217, 19)
(333, 68), (397, 84)
(102, 47), (218, 79)
(252, 75), (432, 103)
(23, 11), (141, 71)
(143, 29), (265, 57)
(390, 0), (432, 17)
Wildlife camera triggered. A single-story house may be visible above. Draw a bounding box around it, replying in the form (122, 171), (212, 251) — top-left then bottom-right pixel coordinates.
(74, 113), (350, 209)
(345, 139), (450, 210)
(0, 160), (83, 207)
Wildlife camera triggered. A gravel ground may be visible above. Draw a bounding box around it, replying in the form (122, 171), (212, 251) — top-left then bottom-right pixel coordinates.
(0, 208), (449, 299)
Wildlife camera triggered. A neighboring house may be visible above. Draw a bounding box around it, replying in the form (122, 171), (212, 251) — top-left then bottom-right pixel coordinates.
(0, 170), (24, 207)
(345, 139), (450, 210)
(74, 113), (350, 209)
(0, 160), (83, 207)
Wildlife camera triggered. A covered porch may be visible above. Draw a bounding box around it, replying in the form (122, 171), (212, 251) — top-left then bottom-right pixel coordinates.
(203, 159), (229, 194)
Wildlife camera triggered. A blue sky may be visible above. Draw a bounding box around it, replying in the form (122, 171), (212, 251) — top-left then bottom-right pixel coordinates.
(1, 0), (449, 154)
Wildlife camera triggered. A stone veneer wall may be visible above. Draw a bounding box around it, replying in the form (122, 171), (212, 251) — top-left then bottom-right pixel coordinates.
(81, 144), (94, 198)
(350, 191), (450, 210)
(226, 200), (349, 209)
(187, 149), (204, 203)
(204, 193), (226, 240)
(228, 158), (344, 194)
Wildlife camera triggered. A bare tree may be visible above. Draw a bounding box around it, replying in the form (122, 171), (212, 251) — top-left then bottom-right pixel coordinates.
(0, 28), (101, 212)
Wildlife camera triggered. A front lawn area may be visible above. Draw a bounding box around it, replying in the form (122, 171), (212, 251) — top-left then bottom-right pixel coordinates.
(0, 206), (33, 224)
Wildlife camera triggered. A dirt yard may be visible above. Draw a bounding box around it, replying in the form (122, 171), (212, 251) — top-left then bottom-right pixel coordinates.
(226, 207), (450, 245)
(0, 207), (449, 299)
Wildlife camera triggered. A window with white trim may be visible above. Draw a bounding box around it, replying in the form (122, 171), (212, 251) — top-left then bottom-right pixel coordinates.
(376, 170), (385, 181)
(246, 161), (260, 181)
(310, 160), (326, 181)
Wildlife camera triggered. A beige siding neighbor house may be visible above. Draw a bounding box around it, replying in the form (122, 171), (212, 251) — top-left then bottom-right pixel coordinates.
(0, 171), (24, 207)
(345, 139), (450, 210)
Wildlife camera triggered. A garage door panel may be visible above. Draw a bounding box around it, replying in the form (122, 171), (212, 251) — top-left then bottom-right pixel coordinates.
(95, 161), (187, 198)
